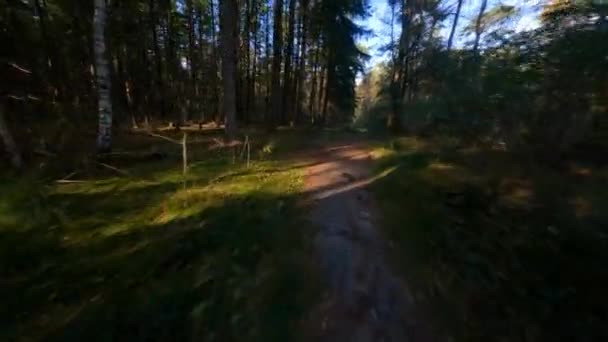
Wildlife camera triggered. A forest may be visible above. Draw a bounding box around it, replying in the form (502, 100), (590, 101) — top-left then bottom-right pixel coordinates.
(1, 0), (607, 341)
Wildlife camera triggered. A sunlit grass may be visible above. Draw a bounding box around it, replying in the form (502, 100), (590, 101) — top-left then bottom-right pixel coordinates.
(0, 133), (315, 342)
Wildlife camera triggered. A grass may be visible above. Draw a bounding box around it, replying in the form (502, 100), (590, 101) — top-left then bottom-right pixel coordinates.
(371, 136), (608, 341)
(0, 129), (320, 341)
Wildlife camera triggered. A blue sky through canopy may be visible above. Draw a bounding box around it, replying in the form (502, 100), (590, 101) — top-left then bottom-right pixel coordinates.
(358, 0), (543, 67)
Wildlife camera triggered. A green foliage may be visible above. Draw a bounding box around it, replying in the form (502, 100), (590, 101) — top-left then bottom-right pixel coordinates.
(357, 2), (608, 152)
(372, 136), (608, 340)
(312, 0), (370, 122)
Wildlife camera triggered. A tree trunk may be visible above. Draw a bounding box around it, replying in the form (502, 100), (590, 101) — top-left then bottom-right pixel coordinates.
(0, 104), (23, 170)
(187, 0), (198, 122)
(250, 0), (259, 122)
(270, 0), (284, 128)
(94, 0), (112, 153)
(244, 0), (252, 122)
(321, 57), (330, 124)
(472, 0), (487, 91)
(264, 5), (272, 120)
(317, 51), (326, 122)
(472, 0), (487, 58)
(220, 0), (238, 139)
(446, 0), (463, 52)
(34, 0), (60, 101)
(149, 0), (166, 119)
(197, 7), (206, 124)
(282, 0), (296, 124)
(309, 41), (319, 123)
(296, 0), (309, 124)
(210, 0), (220, 123)
(388, 0), (410, 132)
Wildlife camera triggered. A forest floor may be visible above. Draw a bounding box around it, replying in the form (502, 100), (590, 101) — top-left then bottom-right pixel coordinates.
(2, 128), (607, 341)
(0, 127), (324, 341)
(370, 135), (608, 341)
(299, 140), (434, 341)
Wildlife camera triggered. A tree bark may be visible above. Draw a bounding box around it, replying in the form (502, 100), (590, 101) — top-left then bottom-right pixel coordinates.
(295, 0), (309, 124)
(282, 0), (296, 124)
(220, 0), (238, 139)
(94, 0), (112, 153)
(244, 0), (252, 122)
(309, 40), (319, 123)
(210, 0), (220, 123)
(472, 0), (488, 91)
(472, 0), (488, 58)
(388, 0), (410, 132)
(34, 0), (61, 101)
(250, 0), (258, 121)
(187, 0), (198, 122)
(264, 5), (272, 120)
(0, 104), (23, 170)
(149, 0), (166, 119)
(270, 0), (284, 128)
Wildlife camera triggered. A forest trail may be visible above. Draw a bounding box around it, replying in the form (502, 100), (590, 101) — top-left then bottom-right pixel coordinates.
(301, 141), (434, 342)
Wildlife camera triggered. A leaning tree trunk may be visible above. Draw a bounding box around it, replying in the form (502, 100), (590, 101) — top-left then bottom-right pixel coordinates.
(94, 0), (112, 153)
(446, 0), (463, 53)
(472, 0), (487, 91)
(472, 0), (487, 59)
(0, 104), (23, 170)
(220, 0), (238, 140)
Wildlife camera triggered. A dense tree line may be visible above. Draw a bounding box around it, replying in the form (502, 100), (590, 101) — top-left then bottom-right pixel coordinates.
(358, 0), (607, 155)
(0, 0), (369, 166)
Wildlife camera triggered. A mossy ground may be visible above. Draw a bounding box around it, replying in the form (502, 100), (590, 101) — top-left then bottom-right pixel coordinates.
(1, 129), (320, 341)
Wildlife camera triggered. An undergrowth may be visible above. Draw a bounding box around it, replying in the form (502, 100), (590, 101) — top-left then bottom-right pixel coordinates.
(0, 130), (319, 341)
(372, 136), (608, 341)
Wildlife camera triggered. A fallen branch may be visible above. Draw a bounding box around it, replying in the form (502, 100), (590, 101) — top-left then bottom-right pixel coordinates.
(56, 179), (90, 184)
(60, 170), (80, 181)
(208, 137), (243, 150)
(97, 162), (130, 176)
(8, 62), (32, 74)
(34, 149), (57, 157)
(144, 131), (182, 145)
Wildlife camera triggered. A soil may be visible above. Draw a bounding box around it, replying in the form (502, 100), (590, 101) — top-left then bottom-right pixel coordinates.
(300, 141), (435, 342)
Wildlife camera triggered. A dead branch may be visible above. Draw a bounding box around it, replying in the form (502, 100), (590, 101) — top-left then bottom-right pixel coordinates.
(8, 62), (32, 74)
(135, 130), (182, 145)
(34, 149), (57, 157)
(56, 180), (89, 184)
(97, 162), (130, 176)
(60, 170), (80, 181)
(208, 137), (243, 150)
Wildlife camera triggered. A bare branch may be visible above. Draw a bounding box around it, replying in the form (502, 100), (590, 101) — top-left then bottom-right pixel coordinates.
(8, 62), (32, 74)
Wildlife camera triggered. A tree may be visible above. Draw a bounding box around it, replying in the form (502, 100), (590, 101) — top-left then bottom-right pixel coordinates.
(0, 104), (23, 170)
(472, 0), (488, 58)
(282, 0), (297, 124)
(295, 0), (310, 124)
(94, 0), (112, 153)
(446, 0), (463, 52)
(220, 0), (238, 139)
(270, 0), (284, 128)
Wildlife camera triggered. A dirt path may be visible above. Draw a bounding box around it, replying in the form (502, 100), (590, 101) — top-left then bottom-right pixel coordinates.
(301, 141), (432, 342)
